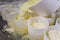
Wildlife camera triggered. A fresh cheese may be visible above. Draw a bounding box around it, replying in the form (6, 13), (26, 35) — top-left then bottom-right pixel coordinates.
(48, 30), (60, 40)
(17, 8), (39, 20)
(18, 0), (41, 20)
(31, 20), (47, 29)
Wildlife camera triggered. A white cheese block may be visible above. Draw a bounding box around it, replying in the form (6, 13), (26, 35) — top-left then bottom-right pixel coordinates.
(48, 30), (60, 40)
(31, 20), (47, 29)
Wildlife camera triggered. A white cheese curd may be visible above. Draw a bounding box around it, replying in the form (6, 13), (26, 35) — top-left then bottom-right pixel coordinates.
(48, 30), (60, 40)
(31, 20), (47, 29)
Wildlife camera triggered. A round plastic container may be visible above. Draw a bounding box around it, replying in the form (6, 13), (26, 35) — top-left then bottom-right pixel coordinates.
(0, 5), (19, 20)
(6, 11), (28, 35)
(5, 10), (26, 35)
(28, 16), (49, 40)
(5, 12), (18, 28)
(14, 19), (28, 35)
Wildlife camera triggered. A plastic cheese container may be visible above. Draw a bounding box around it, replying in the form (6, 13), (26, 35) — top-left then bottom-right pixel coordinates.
(28, 16), (49, 40)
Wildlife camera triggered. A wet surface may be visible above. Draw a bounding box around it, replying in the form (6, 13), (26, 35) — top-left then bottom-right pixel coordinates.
(0, 16), (8, 40)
